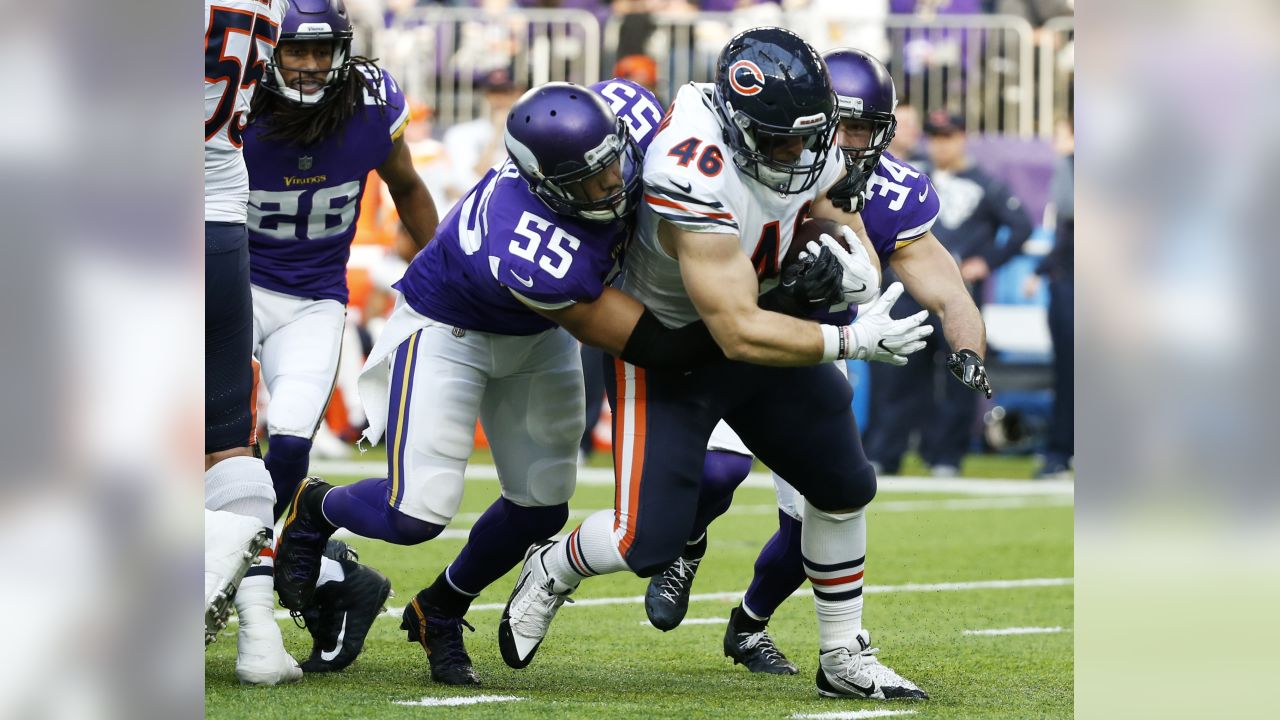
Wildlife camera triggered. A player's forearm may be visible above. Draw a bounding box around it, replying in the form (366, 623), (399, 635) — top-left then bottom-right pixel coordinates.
(940, 294), (987, 358)
(389, 183), (440, 253)
(707, 306), (827, 367)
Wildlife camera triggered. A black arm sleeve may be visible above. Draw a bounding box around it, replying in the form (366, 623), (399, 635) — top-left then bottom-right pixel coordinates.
(619, 309), (725, 370)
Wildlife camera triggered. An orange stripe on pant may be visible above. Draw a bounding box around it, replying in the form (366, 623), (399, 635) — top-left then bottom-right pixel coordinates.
(617, 362), (647, 558)
(613, 359), (626, 533)
(248, 357), (262, 447)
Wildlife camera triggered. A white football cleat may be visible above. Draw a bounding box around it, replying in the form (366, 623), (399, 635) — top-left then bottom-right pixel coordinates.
(498, 541), (575, 669)
(205, 509), (270, 646)
(816, 630), (928, 700)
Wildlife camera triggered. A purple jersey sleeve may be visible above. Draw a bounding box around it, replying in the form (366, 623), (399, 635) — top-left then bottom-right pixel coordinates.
(361, 66), (410, 140)
(860, 151), (941, 266)
(589, 78), (664, 154)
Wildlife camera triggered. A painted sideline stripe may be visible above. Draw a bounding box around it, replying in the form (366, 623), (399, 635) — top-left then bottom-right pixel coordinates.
(963, 626), (1067, 636)
(243, 577), (1072, 623)
(309, 460), (1073, 497)
(791, 710), (917, 719)
(392, 695), (523, 707)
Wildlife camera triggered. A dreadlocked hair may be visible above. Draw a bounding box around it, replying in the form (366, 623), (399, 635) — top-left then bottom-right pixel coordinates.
(249, 56), (387, 148)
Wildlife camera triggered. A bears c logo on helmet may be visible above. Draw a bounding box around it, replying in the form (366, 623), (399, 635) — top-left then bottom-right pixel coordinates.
(728, 60), (765, 96)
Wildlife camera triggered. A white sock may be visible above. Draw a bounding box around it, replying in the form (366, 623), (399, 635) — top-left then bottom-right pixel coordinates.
(543, 509), (629, 588)
(233, 574), (279, 633)
(205, 455), (275, 528)
(801, 504), (867, 653)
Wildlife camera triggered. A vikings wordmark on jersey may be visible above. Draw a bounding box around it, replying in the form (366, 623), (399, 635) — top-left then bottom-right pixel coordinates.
(244, 66), (410, 303)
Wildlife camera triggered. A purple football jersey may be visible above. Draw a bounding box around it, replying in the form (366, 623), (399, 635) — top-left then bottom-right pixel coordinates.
(815, 150), (940, 324)
(396, 78), (662, 335)
(244, 66), (410, 303)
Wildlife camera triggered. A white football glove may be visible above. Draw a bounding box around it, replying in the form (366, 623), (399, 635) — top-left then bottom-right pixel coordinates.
(798, 225), (879, 305)
(845, 282), (933, 365)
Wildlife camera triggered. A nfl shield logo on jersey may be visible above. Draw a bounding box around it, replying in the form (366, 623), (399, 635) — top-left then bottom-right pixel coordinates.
(298, 155), (314, 171)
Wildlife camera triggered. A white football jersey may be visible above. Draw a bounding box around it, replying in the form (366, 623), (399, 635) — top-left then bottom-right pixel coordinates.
(204, 0), (288, 222)
(620, 83), (845, 328)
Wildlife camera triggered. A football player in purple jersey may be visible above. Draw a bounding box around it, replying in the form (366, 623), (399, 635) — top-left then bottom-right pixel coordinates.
(272, 78), (839, 686)
(239, 0), (440, 675)
(640, 48), (994, 684)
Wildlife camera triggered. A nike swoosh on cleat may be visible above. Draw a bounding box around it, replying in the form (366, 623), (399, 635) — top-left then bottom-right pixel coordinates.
(319, 613), (348, 662)
(850, 679), (876, 696)
(509, 270), (535, 288)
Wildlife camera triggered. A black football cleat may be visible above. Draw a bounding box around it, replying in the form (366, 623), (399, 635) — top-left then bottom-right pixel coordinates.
(275, 477), (338, 611)
(298, 540), (391, 673)
(645, 553), (703, 631)
(401, 590), (480, 685)
(723, 607), (799, 675)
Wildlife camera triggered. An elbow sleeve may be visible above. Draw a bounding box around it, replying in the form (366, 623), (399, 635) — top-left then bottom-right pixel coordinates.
(619, 309), (724, 370)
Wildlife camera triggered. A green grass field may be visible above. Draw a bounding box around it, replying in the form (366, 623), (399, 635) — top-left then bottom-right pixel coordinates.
(206, 451), (1073, 719)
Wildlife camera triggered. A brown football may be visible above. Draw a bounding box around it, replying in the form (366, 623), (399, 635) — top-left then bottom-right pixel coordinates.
(781, 217), (848, 270)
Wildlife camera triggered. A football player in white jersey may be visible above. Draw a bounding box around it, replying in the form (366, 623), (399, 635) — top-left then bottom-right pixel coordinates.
(501, 28), (941, 701)
(643, 47), (993, 677)
(203, 0), (303, 685)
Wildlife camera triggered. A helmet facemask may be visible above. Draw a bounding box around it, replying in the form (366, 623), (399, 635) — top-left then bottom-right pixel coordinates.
(264, 36), (353, 107)
(826, 97), (898, 211)
(715, 87), (838, 195)
(519, 117), (644, 223)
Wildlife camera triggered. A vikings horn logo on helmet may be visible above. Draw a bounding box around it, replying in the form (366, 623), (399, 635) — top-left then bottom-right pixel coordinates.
(728, 60), (765, 96)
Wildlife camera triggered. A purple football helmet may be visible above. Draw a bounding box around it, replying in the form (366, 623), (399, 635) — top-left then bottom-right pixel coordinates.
(822, 49), (898, 212)
(261, 0), (355, 107)
(505, 82), (643, 223)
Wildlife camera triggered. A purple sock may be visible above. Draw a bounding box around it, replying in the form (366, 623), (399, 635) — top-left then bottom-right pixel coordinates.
(690, 450), (754, 541)
(447, 498), (567, 595)
(265, 434), (311, 519)
(321, 477), (443, 545)
(741, 511), (806, 619)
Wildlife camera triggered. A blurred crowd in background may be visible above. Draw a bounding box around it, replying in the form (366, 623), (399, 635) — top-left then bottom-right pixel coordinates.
(277, 0), (1074, 477)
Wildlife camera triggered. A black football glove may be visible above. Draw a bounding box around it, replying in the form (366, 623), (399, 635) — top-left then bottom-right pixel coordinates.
(946, 349), (992, 398)
(759, 250), (844, 317)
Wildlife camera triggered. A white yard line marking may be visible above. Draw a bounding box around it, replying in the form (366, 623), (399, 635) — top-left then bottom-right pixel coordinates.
(331, 496), (1071, 541)
(638, 617), (727, 626)
(241, 577), (1072, 623)
(963, 626), (1067, 636)
(309, 460), (1074, 497)
(392, 695), (523, 707)
(791, 710), (917, 719)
